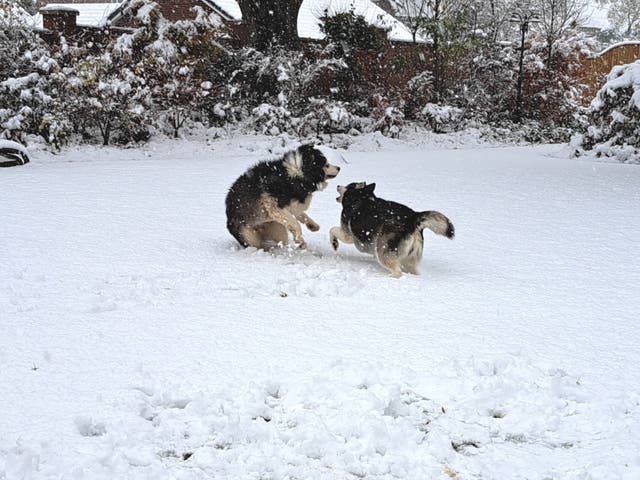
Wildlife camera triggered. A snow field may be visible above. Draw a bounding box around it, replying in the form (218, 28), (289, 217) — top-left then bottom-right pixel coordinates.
(1, 134), (640, 479)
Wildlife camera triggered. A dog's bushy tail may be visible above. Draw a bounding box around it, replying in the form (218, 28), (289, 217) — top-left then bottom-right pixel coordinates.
(416, 211), (454, 239)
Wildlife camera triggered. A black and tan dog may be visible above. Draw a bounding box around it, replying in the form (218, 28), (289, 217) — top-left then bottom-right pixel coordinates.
(226, 145), (340, 249)
(330, 182), (454, 277)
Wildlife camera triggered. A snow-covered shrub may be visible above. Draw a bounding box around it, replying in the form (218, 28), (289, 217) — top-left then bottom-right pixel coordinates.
(298, 99), (365, 137)
(456, 44), (517, 125)
(0, 1), (68, 144)
(252, 102), (295, 136)
(66, 52), (151, 146)
(370, 95), (404, 138)
(319, 8), (389, 54)
(402, 71), (434, 121)
(519, 33), (591, 127)
(573, 60), (640, 163)
(420, 103), (464, 133)
(114, 0), (230, 138)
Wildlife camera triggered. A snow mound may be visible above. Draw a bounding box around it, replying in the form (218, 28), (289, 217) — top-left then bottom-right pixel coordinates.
(3, 357), (638, 479)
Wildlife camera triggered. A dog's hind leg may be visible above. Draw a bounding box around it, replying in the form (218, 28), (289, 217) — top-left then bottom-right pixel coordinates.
(255, 221), (288, 247)
(262, 197), (307, 248)
(329, 226), (353, 251)
(400, 234), (423, 275)
(401, 256), (420, 275)
(271, 210), (306, 248)
(375, 237), (402, 278)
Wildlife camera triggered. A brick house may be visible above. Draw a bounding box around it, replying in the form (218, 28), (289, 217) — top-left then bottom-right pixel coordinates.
(33, 0), (243, 46)
(33, 0), (420, 45)
(32, 0), (428, 90)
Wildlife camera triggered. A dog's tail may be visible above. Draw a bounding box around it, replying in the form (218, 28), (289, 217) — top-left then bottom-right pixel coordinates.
(415, 211), (455, 239)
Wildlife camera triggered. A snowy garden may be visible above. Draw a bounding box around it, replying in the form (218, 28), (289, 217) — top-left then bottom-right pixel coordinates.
(2, 0), (640, 479)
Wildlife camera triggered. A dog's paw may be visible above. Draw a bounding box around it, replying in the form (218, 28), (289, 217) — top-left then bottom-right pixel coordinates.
(330, 236), (339, 251)
(307, 222), (320, 232)
(296, 239), (308, 250)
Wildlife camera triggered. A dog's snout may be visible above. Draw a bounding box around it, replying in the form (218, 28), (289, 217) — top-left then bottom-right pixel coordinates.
(336, 166), (341, 172)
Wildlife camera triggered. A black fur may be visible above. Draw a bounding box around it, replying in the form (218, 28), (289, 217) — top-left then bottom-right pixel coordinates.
(340, 183), (417, 250)
(225, 145), (336, 247)
(340, 182), (454, 251)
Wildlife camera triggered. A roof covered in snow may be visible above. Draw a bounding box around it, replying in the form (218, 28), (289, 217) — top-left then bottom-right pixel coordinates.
(32, 0), (242, 27)
(33, 3), (122, 28)
(297, 0), (419, 43)
(582, 3), (611, 31)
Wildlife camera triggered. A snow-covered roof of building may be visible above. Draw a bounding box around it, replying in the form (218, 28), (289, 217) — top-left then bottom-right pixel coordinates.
(297, 0), (419, 43)
(33, 3), (123, 28)
(582, 3), (611, 31)
(203, 0), (241, 21)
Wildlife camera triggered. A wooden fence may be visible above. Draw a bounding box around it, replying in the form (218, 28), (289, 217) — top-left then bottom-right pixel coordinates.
(578, 42), (640, 104)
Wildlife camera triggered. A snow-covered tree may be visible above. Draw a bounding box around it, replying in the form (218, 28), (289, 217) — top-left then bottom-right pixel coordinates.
(574, 60), (640, 163)
(120, 1), (230, 137)
(534, 0), (590, 66)
(0, 1), (63, 144)
(599, 0), (640, 37)
(236, 0), (303, 50)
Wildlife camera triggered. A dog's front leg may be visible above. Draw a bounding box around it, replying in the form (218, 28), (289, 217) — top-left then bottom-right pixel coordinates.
(295, 212), (320, 232)
(329, 226), (353, 251)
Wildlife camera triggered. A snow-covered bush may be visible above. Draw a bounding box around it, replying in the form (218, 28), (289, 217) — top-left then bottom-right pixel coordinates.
(252, 102), (295, 135)
(0, 1), (66, 144)
(66, 52), (151, 146)
(573, 60), (640, 163)
(457, 44), (517, 125)
(114, 0), (230, 138)
(298, 99), (365, 137)
(402, 71), (434, 121)
(420, 103), (464, 133)
(319, 9), (388, 54)
(370, 95), (404, 138)
(519, 33), (591, 127)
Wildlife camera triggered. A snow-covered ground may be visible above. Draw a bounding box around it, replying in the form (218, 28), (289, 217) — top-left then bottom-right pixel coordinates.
(1, 134), (639, 479)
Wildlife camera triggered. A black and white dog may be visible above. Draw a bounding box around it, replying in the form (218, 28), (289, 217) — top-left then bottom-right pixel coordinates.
(226, 145), (340, 249)
(330, 182), (454, 277)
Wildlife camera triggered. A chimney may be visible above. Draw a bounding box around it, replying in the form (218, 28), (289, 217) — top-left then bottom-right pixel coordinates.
(40, 6), (80, 37)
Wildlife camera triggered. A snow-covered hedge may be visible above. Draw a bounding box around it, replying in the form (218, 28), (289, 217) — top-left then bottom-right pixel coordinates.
(0, 0), (594, 147)
(572, 60), (640, 163)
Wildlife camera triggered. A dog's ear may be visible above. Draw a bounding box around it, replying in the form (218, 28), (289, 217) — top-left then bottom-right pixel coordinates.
(364, 183), (376, 194)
